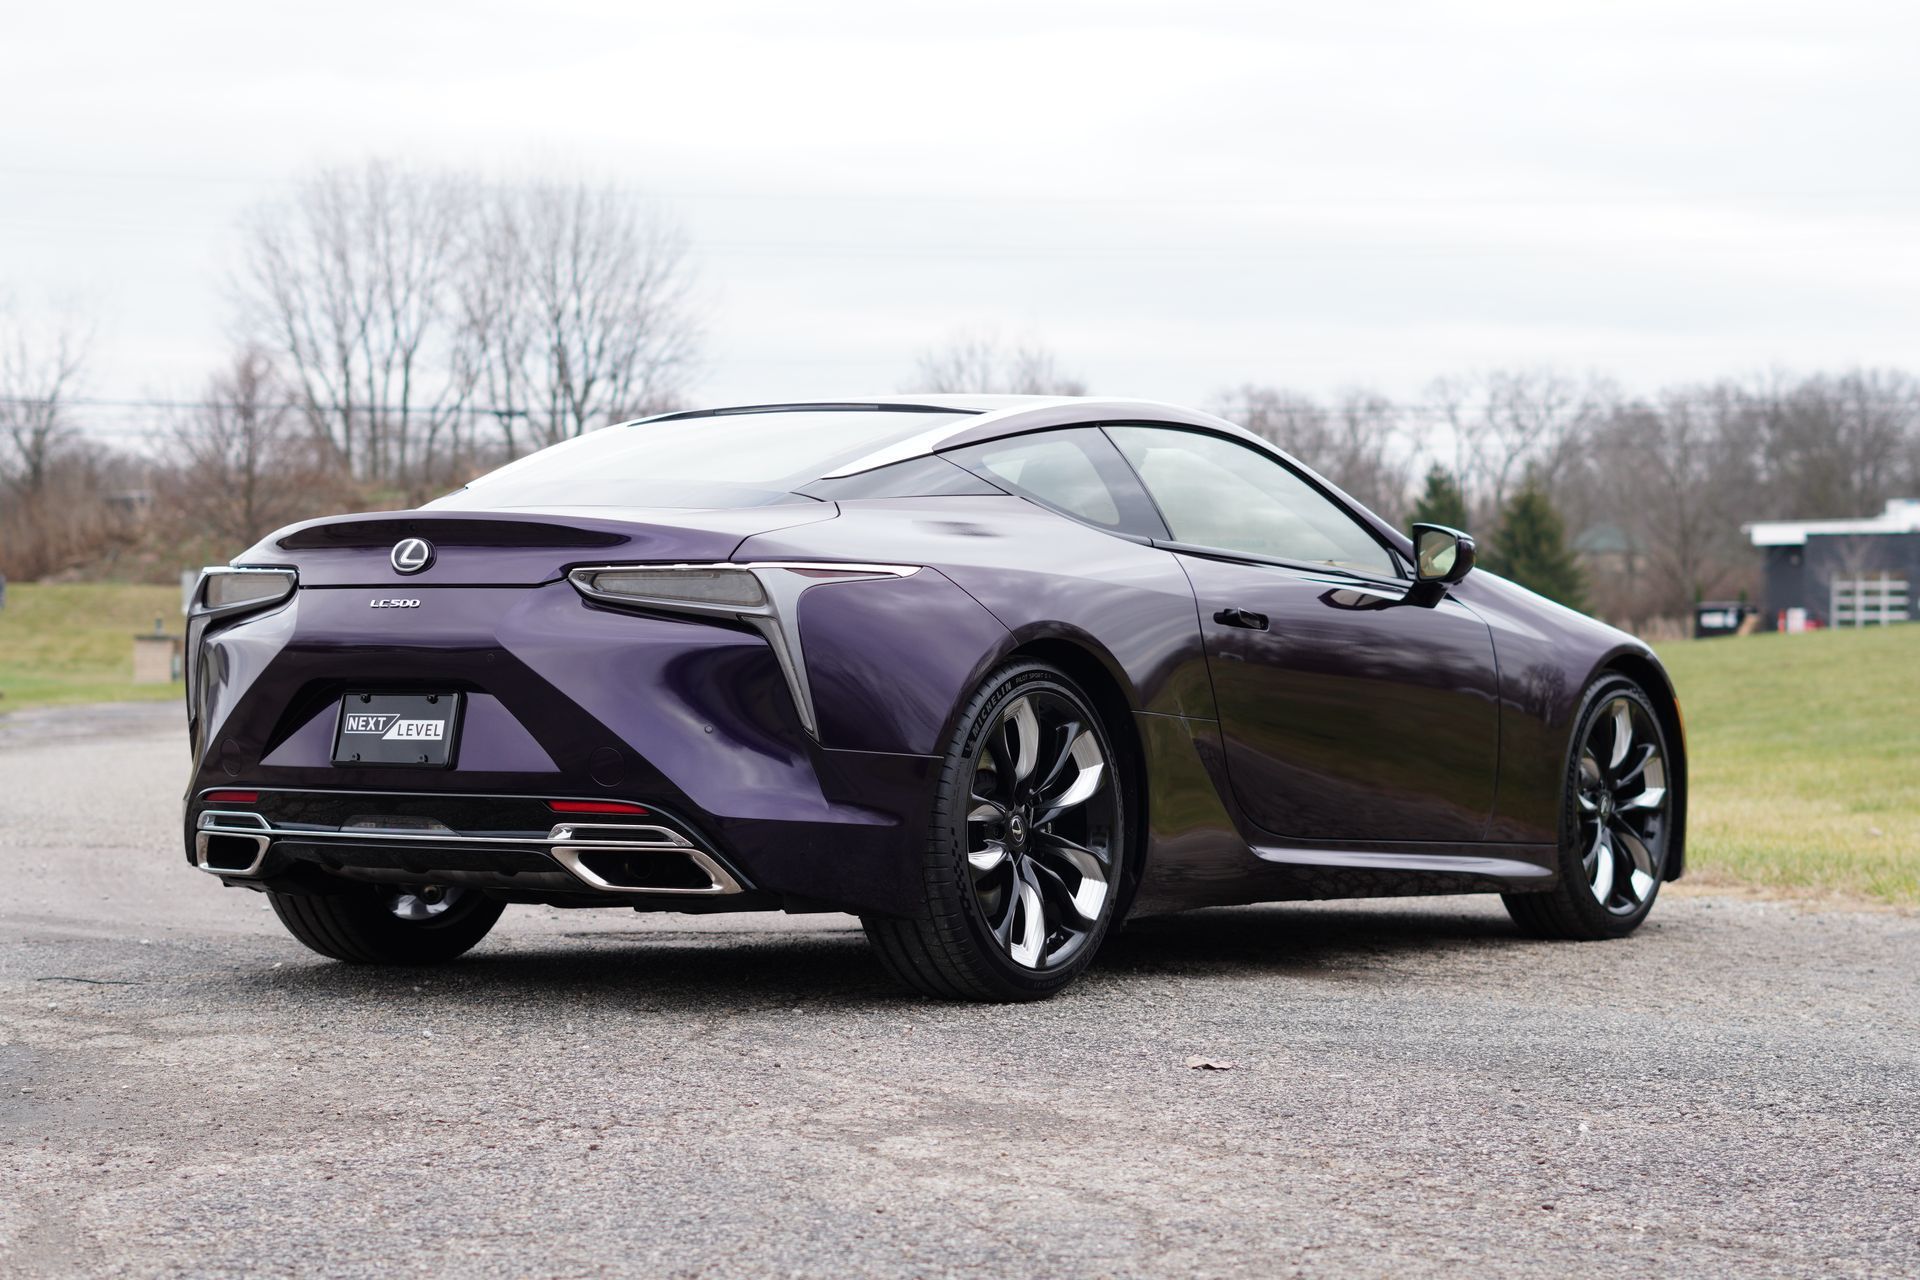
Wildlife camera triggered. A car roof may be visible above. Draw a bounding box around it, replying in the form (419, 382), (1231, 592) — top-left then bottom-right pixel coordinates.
(629, 395), (1259, 479)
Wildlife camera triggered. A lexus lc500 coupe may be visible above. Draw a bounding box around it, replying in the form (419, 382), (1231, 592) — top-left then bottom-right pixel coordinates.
(183, 396), (1686, 1000)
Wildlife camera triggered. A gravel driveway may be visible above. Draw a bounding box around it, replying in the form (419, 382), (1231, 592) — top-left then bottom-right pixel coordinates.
(2, 703), (1915, 1277)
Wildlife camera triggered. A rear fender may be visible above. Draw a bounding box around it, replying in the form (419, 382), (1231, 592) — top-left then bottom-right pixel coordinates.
(739, 496), (1218, 723)
(794, 569), (1012, 755)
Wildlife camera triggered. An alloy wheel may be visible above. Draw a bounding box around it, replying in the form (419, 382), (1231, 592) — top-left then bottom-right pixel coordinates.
(964, 690), (1118, 970)
(1576, 697), (1670, 915)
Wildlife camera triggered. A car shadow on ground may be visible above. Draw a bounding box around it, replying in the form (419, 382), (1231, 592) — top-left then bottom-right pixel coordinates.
(222, 900), (1537, 1011)
(1101, 899), (1528, 975)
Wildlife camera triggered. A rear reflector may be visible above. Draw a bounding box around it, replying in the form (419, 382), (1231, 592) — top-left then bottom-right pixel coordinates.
(204, 790), (260, 804)
(547, 799), (651, 815)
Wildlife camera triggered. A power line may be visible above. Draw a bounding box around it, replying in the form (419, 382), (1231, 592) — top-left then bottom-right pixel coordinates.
(0, 395), (540, 444)
(12, 391), (1919, 417)
(9, 386), (1919, 448)
(0, 394), (528, 415)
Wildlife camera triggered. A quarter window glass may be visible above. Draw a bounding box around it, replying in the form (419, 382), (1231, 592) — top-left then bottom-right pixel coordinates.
(1107, 426), (1395, 575)
(946, 429), (1161, 536)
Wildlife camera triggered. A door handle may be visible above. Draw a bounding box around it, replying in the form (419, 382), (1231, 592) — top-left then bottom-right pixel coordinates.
(1213, 607), (1269, 631)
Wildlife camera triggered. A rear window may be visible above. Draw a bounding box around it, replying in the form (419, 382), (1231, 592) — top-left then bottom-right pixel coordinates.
(433, 409), (971, 509)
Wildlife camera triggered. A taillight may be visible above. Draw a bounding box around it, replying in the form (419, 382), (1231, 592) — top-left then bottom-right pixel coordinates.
(571, 565), (768, 609)
(197, 568), (297, 613)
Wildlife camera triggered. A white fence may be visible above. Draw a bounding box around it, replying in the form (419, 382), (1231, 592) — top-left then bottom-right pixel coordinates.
(1830, 574), (1911, 626)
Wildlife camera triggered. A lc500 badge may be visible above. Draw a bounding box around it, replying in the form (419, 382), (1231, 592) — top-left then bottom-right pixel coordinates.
(369, 598), (419, 609)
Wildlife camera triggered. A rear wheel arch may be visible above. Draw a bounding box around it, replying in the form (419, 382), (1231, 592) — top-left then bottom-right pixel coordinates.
(864, 653), (1135, 999)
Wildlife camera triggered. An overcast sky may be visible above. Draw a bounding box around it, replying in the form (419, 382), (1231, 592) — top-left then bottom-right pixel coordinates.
(4, 0), (1917, 433)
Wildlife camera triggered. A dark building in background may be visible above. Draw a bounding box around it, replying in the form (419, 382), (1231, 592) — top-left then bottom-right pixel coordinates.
(1747, 500), (1920, 630)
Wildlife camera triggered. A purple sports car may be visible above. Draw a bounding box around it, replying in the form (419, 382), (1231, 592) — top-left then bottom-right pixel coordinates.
(184, 397), (1685, 1000)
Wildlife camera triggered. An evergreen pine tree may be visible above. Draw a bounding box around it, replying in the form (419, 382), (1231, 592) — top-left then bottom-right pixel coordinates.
(1409, 466), (1470, 531)
(1488, 480), (1587, 611)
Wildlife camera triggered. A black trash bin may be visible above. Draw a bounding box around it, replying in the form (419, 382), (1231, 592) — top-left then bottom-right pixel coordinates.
(1693, 601), (1750, 638)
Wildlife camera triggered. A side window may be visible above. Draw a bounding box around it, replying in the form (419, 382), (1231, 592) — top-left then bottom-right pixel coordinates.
(945, 428), (1166, 537)
(1106, 426), (1397, 576)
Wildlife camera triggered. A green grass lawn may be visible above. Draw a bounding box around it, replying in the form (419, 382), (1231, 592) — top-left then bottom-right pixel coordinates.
(1657, 625), (1920, 904)
(0, 582), (186, 710)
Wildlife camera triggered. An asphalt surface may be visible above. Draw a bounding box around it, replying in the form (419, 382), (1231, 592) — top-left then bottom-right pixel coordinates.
(1, 702), (1915, 1278)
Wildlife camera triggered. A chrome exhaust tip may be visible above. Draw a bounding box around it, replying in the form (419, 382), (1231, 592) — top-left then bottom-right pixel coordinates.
(194, 811), (273, 877)
(547, 824), (743, 896)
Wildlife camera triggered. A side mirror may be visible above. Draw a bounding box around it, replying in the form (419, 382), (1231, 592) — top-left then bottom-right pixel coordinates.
(1412, 523), (1474, 586)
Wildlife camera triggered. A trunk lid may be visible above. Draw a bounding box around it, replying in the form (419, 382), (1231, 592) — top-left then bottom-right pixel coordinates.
(240, 504), (838, 587)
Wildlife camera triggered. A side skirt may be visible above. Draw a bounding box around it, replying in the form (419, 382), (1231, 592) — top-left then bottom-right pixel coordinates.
(1241, 843), (1556, 903)
(1131, 711), (1559, 913)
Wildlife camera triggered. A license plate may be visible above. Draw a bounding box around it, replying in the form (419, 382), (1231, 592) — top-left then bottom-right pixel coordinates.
(332, 693), (462, 767)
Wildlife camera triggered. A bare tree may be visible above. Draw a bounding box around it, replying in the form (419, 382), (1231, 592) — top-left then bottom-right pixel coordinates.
(240, 164), (700, 485)
(1752, 369), (1919, 518)
(1581, 385), (1758, 621)
(1219, 384), (1411, 521)
(1426, 369), (1611, 521)
(236, 161), (475, 492)
(457, 200), (536, 461)
(0, 300), (163, 579)
(155, 347), (353, 558)
(909, 331), (1087, 395)
(461, 179), (697, 450)
(0, 303), (87, 496)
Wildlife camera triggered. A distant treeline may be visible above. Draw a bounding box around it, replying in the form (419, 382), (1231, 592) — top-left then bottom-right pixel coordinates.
(1213, 368), (1920, 623)
(4, 163), (1918, 631)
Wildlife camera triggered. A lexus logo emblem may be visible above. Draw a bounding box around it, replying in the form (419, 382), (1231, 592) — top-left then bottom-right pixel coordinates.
(391, 538), (434, 575)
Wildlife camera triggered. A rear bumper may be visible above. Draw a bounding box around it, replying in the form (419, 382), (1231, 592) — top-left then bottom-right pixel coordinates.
(184, 760), (941, 917)
(192, 793), (746, 901)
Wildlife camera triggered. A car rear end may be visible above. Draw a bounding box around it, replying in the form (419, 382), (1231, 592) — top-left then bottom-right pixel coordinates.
(182, 507), (942, 919)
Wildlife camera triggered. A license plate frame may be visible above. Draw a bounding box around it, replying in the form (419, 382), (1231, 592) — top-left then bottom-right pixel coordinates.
(331, 692), (463, 768)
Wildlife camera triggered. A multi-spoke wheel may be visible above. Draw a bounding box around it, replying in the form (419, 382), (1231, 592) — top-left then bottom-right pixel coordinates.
(863, 660), (1128, 1001)
(1504, 678), (1675, 940)
(962, 687), (1118, 971)
(269, 883), (505, 964)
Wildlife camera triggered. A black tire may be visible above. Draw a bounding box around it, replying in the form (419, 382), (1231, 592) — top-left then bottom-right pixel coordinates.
(1503, 676), (1674, 940)
(862, 659), (1130, 1001)
(269, 885), (505, 964)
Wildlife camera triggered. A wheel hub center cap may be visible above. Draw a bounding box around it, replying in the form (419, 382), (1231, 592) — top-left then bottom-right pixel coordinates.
(1007, 811), (1027, 846)
(1597, 792), (1615, 819)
